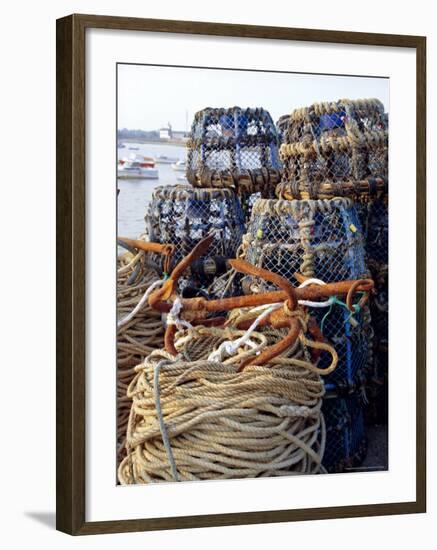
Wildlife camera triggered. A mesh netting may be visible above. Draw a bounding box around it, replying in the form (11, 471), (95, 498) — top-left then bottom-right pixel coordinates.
(241, 192), (262, 223)
(364, 197), (388, 346)
(276, 98), (388, 200)
(146, 185), (246, 274)
(244, 198), (368, 281)
(322, 394), (366, 473)
(358, 197), (388, 424)
(313, 305), (372, 391)
(241, 197), (371, 390)
(186, 107), (282, 196)
(357, 197), (389, 271)
(367, 198), (389, 266)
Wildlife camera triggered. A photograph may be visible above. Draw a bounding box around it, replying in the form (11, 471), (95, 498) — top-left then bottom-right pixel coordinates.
(1, 0), (431, 544)
(115, 63), (389, 485)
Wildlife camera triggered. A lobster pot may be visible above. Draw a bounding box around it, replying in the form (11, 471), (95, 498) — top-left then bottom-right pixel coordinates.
(243, 198), (371, 390)
(322, 394), (366, 473)
(146, 185), (246, 271)
(186, 107), (282, 196)
(365, 196), (388, 343)
(316, 305), (372, 392)
(368, 197), (389, 423)
(357, 197), (389, 272)
(276, 98), (388, 200)
(358, 197), (388, 424)
(367, 199), (388, 262)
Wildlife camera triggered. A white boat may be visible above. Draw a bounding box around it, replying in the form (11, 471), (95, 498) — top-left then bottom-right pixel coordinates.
(117, 155), (159, 179)
(171, 160), (187, 172)
(155, 154), (180, 164)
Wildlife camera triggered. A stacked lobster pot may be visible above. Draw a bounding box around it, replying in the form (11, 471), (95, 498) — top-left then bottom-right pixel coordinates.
(362, 197), (388, 424)
(186, 107), (282, 217)
(145, 107), (283, 298)
(242, 98), (388, 472)
(146, 185), (246, 298)
(241, 198), (372, 472)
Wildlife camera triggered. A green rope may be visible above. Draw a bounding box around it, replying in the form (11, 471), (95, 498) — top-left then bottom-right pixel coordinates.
(320, 293), (364, 332)
(320, 300), (334, 333)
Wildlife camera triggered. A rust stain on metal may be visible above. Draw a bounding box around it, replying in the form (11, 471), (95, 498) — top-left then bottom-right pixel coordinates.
(118, 237), (175, 273)
(230, 258), (298, 310)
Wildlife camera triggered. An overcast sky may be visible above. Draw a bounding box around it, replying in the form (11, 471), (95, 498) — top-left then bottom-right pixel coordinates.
(117, 64), (389, 131)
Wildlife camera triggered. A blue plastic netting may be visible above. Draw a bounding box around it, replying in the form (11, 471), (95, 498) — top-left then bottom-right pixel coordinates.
(146, 185), (246, 271)
(186, 107), (282, 196)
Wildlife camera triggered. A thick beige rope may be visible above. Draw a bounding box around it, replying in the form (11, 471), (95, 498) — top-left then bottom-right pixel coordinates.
(118, 328), (327, 484)
(288, 98), (384, 123)
(279, 129), (388, 159)
(117, 249), (165, 464)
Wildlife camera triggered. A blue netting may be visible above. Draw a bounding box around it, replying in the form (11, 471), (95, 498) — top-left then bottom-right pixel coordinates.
(145, 185), (246, 272)
(322, 394), (366, 473)
(315, 306), (372, 390)
(186, 107), (282, 196)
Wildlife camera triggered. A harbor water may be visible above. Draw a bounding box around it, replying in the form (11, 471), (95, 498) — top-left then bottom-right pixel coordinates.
(117, 142), (186, 239)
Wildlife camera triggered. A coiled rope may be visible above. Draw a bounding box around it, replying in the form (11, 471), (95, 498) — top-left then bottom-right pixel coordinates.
(118, 330), (327, 484)
(117, 248), (166, 463)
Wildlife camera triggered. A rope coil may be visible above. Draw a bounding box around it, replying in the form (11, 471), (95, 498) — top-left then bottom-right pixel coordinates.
(117, 248), (166, 464)
(118, 347), (326, 484)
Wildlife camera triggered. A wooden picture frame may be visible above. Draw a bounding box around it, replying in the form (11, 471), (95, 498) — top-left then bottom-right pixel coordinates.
(56, 13), (426, 535)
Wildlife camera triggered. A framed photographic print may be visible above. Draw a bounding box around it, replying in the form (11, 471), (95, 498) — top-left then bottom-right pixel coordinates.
(56, 14), (426, 535)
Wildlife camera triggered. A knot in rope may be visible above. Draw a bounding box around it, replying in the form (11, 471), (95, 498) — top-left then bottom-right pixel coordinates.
(208, 302), (281, 363)
(166, 298), (193, 330)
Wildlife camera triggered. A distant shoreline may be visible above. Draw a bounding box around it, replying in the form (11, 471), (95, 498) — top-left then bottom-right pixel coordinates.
(118, 137), (187, 147)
